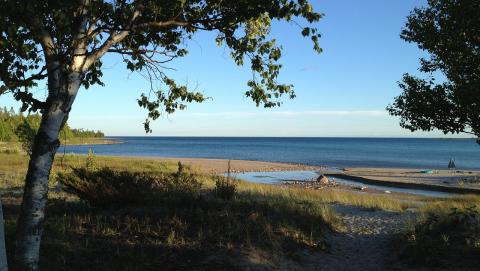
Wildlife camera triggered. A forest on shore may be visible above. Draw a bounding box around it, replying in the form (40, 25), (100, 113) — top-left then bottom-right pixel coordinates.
(0, 107), (104, 142)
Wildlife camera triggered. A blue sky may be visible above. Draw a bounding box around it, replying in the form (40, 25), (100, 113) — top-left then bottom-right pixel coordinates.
(1, 0), (464, 137)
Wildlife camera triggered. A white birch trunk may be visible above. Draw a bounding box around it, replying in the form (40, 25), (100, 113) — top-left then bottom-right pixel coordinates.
(15, 71), (81, 271)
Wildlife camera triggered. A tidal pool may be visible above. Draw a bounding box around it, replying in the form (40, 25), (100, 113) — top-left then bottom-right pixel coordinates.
(229, 170), (456, 198)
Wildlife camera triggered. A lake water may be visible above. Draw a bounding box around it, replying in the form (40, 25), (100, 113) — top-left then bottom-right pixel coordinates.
(64, 137), (480, 170)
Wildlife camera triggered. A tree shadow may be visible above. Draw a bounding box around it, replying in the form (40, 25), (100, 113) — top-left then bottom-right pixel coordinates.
(5, 190), (334, 270)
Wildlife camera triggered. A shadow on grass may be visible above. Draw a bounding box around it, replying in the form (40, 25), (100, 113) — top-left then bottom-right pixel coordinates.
(4, 190), (336, 271)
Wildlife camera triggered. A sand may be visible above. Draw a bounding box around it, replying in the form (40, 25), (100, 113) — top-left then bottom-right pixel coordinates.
(105, 155), (319, 173)
(156, 158), (480, 191)
(120, 156), (480, 192)
(325, 167), (480, 190)
(141, 157), (319, 173)
(296, 205), (414, 271)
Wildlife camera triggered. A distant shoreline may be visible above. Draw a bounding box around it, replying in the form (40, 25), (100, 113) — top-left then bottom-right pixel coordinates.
(60, 137), (123, 146)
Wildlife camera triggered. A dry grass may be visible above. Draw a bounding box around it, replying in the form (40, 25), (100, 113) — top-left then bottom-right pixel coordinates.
(6, 150), (476, 269)
(1, 152), (340, 270)
(236, 181), (417, 212)
(419, 194), (480, 214)
(396, 196), (480, 269)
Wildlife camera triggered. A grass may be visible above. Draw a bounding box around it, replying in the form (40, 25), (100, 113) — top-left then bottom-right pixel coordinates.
(4, 195), (337, 270)
(236, 181), (417, 212)
(0, 150), (419, 213)
(395, 195), (480, 269)
(3, 150), (479, 269)
(0, 152), (339, 270)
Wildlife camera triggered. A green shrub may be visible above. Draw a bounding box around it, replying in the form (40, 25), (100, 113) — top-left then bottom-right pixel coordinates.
(168, 162), (203, 200)
(214, 176), (237, 201)
(58, 165), (202, 207)
(399, 206), (480, 268)
(85, 148), (97, 171)
(214, 161), (237, 201)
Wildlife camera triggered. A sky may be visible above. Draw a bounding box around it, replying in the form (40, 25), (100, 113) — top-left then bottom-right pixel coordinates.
(1, 0), (465, 137)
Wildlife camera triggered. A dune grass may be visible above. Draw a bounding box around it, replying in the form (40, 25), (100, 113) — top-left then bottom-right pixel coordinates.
(235, 180), (420, 212)
(1, 152), (339, 270)
(395, 194), (480, 269)
(5, 150), (479, 269)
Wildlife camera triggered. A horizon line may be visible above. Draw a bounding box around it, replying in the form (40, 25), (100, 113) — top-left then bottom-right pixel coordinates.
(106, 135), (476, 139)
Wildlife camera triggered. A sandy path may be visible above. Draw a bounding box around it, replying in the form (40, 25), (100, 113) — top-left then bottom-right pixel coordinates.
(298, 205), (414, 271)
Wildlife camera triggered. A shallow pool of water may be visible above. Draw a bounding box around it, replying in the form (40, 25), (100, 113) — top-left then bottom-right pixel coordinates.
(230, 170), (319, 184)
(230, 170), (455, 198)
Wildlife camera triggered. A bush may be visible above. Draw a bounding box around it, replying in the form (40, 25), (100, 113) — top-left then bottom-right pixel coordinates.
(58, 164), (202, 207)
(214, 161), (237, 201)
(399, 207), (480, 268)
(214, 176), (237, 201)
(85, 148), (97, 171)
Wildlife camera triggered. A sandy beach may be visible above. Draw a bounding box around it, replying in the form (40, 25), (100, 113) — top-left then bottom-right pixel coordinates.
(107, 155), (480, 194)
(325, 167), (480, 191)
(119, 156), (320, 173)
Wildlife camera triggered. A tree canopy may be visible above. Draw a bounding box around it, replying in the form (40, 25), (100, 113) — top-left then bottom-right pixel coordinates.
(0, 0), (322, 131)
(387, 0), (480, 139)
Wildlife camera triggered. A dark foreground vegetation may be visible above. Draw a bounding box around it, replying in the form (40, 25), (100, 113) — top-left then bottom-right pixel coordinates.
(1, 148), (480, 270)
(398, 202), (480, 270)
(2, 154), (337, 270)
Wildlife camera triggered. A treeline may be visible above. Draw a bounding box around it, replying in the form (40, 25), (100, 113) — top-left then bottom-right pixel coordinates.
(70, 128), (104, 138)
(0, 107), (104, 142)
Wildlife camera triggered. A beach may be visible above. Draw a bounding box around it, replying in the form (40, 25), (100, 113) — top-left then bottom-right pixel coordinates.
(324, 167), (480, 193)
(126, 156), (319, 173)
(90, 155), (480, 196)
(1, 148), (479, 270)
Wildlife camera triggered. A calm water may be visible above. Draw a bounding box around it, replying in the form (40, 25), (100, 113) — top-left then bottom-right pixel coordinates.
(64, 137), (480, 170)
(231, 171), (454, 197)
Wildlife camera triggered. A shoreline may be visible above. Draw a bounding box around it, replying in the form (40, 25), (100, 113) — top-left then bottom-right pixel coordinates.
(326, 173), (480, 195)
(322, 167), (480, 194)
(68, 154), (480, 195)
(60, 138), (123, 146)
(59, 154), (480, 194)
(91, 155), (320, 173)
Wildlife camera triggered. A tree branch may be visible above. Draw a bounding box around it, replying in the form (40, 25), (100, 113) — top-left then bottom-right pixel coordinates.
(0, 67), (48, 95)
(135, 19), (189, 29)
(70, 0), (92, 68)
(82, 8), (142, 70)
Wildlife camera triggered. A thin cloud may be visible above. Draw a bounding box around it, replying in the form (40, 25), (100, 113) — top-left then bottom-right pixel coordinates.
(300, 65), (321, 72)
(183, 110), (388, 118)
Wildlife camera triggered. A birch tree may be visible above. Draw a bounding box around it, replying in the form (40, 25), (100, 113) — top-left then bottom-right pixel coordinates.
(0, 0), (322, 269)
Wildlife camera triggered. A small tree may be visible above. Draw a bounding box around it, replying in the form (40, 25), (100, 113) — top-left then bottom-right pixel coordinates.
(388, 0), (480, 140)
